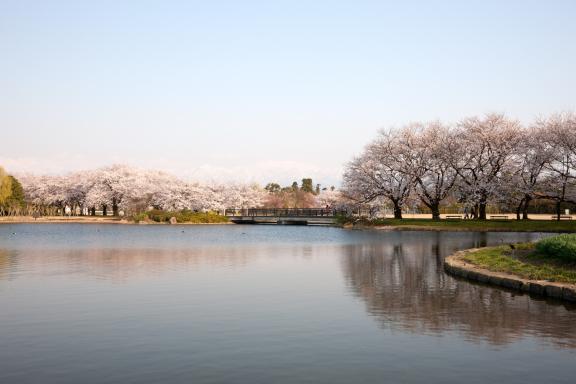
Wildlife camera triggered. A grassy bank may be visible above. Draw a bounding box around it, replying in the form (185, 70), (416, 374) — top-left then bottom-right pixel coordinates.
(461, 239), (576, 284)
(133, 210), (229, 224)
(344, 217), (576, 232)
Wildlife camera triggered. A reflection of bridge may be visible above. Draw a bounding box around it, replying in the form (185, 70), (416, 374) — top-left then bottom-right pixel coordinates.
(224, 208), (344, 225)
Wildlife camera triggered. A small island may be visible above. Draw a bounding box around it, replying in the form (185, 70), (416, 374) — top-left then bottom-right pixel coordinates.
(445, 234), (576, 301)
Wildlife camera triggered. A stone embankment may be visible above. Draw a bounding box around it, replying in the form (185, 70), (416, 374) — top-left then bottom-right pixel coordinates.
(444, 249), (576, 302)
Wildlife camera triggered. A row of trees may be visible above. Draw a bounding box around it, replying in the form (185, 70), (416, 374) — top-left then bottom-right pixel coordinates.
(343, 112), (576, 220)
(2, 165), (341, 217)
(263, 179), (339, 208)
(11, 165), (267, 216)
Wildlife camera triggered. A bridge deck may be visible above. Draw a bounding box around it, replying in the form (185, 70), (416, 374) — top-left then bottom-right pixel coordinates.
(225, 209), (344, 225)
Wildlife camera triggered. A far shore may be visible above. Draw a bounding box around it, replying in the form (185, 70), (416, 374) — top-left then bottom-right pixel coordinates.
(0, 216), (233, 225)
(359, 224), (575, 233)
(346, 216), (576, 233)
(3, 214), (576, 232)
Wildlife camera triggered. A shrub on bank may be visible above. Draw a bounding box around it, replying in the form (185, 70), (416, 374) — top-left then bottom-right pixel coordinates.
(536, 234), (576, 262)
(132, 212), (148, 223)
(133, 209), (229, 224)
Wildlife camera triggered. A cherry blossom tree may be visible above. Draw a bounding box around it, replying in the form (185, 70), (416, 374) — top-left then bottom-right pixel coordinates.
(397, 122), (459, 220)
(453, 114), (523, 220)
(537, 112), (576, 219)
(343, 129), (413, 219)
(17, 165), (268, 217)
(315, 188), (343, 209)
(505, 124), (554, 219)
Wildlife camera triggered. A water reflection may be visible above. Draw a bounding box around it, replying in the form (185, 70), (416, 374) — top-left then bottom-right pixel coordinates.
(341, 232), (576, 348)
(1, 226), (575, 352)
(0, 247), (266, 282)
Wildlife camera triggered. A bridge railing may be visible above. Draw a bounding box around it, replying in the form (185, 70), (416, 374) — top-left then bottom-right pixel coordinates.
(225, 208), (346, 218)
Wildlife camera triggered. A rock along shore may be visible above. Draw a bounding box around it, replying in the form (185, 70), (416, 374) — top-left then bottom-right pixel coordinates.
(444, 248), (576, 302)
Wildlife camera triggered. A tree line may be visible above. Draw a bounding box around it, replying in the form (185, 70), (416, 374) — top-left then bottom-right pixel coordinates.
(263, 179), (338, 208)
(0, 164), (340, 217)
(342, 112), (576, 220)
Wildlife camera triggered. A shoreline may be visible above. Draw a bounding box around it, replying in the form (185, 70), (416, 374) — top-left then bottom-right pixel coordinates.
(367, 225), (571, 233)
(444, 248), (576, 302)
(345, 221), (576, 233)
(2, 217), (575, 232)
(0, 216), (233, 225)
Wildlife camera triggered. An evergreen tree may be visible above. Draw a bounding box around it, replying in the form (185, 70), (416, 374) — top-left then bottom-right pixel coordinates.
(265, 183), (281, 193)
(6, 176), (25, 207)
(0, 166), (13, 205)
(301, 178), (314, 193)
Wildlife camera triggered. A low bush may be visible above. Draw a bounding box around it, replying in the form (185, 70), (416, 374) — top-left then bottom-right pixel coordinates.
(132, 212), (148, 223)
(536, 234), (576, 262)
(138, 209), (228, 224)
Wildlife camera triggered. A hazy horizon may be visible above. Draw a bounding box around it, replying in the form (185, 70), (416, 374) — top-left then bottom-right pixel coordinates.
(2, 0), (575, 185)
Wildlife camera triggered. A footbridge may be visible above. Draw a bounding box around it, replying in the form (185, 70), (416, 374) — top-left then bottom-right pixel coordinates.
(224, 208), (344, 226)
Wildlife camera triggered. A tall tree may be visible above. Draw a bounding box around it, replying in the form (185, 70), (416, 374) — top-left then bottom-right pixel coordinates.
(453, 114), (522, 220)
(508, 124), (554, 220)
(538, 112), (576, 220)
(0, 166), (12, 205)
(264, 183), (281, 193)
(301, 178), (314, 193)
(343, 129), (413, 219)
(397, 122), (459, 220)
(6, 176), (25, 207)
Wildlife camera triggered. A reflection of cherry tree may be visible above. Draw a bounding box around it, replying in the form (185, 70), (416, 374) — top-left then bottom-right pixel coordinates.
(340, 233), (576, 347)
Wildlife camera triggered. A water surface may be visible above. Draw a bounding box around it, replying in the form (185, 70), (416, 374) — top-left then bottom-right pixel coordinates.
(0, 224), (574, 383)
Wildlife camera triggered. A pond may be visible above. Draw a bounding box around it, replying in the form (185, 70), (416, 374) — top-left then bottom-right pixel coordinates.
(0, 224), (574, 384)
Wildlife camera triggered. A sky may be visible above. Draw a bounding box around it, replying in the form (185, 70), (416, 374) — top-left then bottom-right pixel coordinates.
(1, 0), (575, 186)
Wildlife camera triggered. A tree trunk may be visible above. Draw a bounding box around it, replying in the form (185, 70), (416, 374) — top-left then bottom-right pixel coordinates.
(478, 202), (487, 220)
(431, 203), (440, 220)
(90, 207), (96, 216)
(112, 197), (119, 216)
(522, 195), (531, 220)
(556, 201), (561, 221)
(471, 204), (478, 219)
(103, 205), (107, 216)
(515, 199), (523, 221)
(392, 200), (403, 219)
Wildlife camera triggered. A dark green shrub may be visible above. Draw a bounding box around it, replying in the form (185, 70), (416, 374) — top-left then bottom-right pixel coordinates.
(137, 209), (228, 224)
(147, 209), (170, 223)
(176, 210), (228, 223)
(536, 234), (576, 262)
(132, 212), (149, 223)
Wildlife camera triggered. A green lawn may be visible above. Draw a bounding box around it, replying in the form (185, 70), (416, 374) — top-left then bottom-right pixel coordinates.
(347, 218), (576, 232)
(462, 243), (576, 284)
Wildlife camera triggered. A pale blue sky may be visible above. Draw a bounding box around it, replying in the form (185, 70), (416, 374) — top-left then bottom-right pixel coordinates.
(1, 0), (575, 185)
